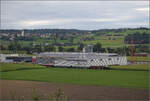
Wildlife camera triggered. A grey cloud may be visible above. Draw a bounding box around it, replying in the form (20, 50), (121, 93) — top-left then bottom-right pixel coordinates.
(1, 1), (149, 29)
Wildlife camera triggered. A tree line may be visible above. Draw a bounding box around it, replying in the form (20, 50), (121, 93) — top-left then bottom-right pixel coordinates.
(124, 32), (150, 44)
(1, 27), (149, 35)
(1, 41), (149, 55)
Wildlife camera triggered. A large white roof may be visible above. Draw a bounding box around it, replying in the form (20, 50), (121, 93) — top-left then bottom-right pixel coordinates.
(39, 52), (118, 59)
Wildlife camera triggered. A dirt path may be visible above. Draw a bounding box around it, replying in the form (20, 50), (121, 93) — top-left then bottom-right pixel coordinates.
(0, 80), (149, 101)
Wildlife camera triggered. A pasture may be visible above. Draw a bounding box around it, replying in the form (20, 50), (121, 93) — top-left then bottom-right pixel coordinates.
(0, 63), (149, 88)
(127, 56), (150, 62)
(110, 64), (149, 71)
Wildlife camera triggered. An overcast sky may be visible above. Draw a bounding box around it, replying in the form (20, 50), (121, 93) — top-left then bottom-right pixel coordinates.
(1, 1), (149, 30)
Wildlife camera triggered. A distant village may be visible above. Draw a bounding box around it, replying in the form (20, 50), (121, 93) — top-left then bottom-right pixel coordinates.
(0, 30), (53, 40)
(0, 30), (94, 41)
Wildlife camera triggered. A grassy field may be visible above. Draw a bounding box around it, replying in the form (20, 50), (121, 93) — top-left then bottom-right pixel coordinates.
(127, 56), (150, 62)
(83, 35), (125, 47)
(0, 63), (149, 88)
(110, 64), (149, 71)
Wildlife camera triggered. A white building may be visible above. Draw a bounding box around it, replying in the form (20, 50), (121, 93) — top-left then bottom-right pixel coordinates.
(21, 30), (24, 37)
(0, 54), (19, 62)
(38, 52), (127, 68)
(83, 45), (93, 53)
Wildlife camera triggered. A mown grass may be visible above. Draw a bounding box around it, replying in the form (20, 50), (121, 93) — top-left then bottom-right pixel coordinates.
(0, 63), (44, 72)
(127, 56), (150, 62)
(110, 64), (149, 71)
(0, 63), (149, 88)
(74, 35), (125, 48)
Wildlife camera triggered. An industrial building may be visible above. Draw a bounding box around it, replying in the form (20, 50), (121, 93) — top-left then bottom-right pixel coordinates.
(36, 45), (127, 68)
(0, 54), (32, 63)
(37, 52), (127, 68)
(0, 45), (128, 69)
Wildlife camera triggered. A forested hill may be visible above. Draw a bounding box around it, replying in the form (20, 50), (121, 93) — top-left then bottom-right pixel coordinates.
(92, 27), (149, 32)
(0, 27), (149, 35)
(0, 29), (89, 34)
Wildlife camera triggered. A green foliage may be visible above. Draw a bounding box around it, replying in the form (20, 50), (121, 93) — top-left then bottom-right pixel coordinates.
(93, 42), (102, 52)
(77, 43), (84, 52)
(66, 47), (75, 52)
(58, 46), (64, 52)
(44, 44), (56, 52)
(52, 88), (68, 101)
(124, 32), (150, 44)
(32, 88), (40, 101)
(134, 44), (150, 53)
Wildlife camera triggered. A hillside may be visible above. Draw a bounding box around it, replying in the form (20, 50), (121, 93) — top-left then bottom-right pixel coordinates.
(0, 28), (150, 54)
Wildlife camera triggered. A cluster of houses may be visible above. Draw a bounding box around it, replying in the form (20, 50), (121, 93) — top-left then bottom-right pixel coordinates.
(0, 31), (52, 41)
(0, 30), (92, 41)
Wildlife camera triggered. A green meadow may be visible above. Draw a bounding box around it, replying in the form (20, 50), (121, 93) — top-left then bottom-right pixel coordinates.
(127, 56), (150, 62)
(0, 63), (149, 88)
(110, 64), (149, 71)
